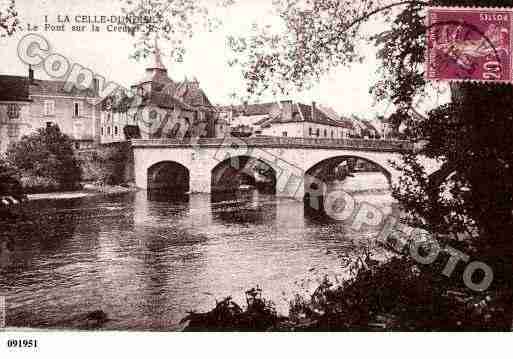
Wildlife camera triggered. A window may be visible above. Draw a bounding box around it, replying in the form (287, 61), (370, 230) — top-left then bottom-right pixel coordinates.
(331, 130), (334, 138)
(309, 127), (312, 136)
(7, 104), (20, 119)
(114, 126), (118, 135)
(7, 124), (19, 138)
(316, 129), (320, 137)
(282, 131), (288, 137)
(324, 129), (327, 137)
(43, 100), (55, 116)
(101, 127), (104, 136)
(73, 102), (81, 117)
(107, 126), (111, 135)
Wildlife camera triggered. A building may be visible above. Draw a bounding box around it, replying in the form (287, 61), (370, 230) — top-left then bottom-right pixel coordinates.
(99, 41), (223, 143)
(218, 100), (355, 139)
(317, 105), (356, 138)
(351, 115), (381, 139)
(370, 116), (396, 139)
(0, 39), (224, 154)
(0, 67), (100, 153)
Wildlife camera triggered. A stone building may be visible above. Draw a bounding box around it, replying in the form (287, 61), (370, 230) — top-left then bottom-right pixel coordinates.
(99, 42), (224, 143)
(0, 67), (100, 153)
(218, 100), (355, 139)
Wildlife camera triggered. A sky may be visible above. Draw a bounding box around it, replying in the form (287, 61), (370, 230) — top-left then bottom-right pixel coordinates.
(0, 0), (390, 117)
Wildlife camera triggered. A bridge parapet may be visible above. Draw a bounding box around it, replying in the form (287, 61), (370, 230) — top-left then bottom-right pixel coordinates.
(130, 136), (412, 152)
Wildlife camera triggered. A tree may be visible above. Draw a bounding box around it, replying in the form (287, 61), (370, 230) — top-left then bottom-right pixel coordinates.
(229, 0), (513, 330)
(0, 157), (23, 199)
(0, 0), (20, 38)
(7, 124), (82, 191)
(129, 0), (513, 329)
(120, 0), (234, 62)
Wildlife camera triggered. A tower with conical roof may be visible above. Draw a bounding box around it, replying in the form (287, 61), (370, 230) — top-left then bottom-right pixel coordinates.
(132, 35), (174, 95)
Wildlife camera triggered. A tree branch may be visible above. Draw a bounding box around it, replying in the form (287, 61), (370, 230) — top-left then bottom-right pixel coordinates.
(319, 0), (429, 49)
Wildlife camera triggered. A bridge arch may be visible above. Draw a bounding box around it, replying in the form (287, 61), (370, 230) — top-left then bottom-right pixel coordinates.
(211, 155), (277, 193)
(302, 155), (394, 215)
(305, 155), (393, 187)
(147, 161), (190, 194)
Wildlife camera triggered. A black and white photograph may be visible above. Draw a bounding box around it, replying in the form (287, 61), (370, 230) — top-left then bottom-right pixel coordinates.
(0, 0), (512, 356)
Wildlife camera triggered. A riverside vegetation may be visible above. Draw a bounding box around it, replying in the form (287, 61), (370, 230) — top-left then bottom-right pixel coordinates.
(181, 239), (510, 331)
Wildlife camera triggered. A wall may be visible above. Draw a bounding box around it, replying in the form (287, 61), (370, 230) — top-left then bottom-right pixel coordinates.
(0, 102), (32, 153)
(100, 105), (202, 143)
(260, 122), (305, 138)
(29, 95), (98, 143)
(303, 122), (348, 139)
(260, 121), (351, 139)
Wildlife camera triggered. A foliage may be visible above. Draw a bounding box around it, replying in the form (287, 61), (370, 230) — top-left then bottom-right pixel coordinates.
(182, 253), (511, 331)
(0, 0), (20, 38)
(6, 124), (82, 191)
(0, 156), (24, 199)
(226, 0), (429, 97)
(286, 255), (511, 331)
(223, 0), (513, 328)
(120, 0), (234, 62)
(181, 287), (280, 331)
(98, 144), (130, 185)
(77, 144), (130, 185)
(19, 174), (60, 194)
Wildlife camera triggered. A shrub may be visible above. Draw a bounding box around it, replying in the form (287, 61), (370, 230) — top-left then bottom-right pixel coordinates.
(20, 174), (60, 194)
(7, 124), (82, 191)
(0, 157), (24, 199)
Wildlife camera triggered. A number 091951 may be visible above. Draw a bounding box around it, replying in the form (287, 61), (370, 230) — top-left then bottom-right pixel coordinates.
(7, 339), (38, 348)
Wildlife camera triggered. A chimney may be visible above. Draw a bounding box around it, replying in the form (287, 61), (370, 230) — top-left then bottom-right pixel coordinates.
(311, 101), (316, 122)
(92, 78), (100, 96)
(28, 65), (34, 82)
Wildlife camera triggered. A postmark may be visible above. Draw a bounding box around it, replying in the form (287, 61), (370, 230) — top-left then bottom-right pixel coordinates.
(426, 7), (512, 83)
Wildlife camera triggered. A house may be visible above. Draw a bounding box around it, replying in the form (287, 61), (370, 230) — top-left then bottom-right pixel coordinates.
(0, 66), (100, 153)
(318, 105), (356, 138)
(350, 115), (380, 139)
(218, 100), (353, 139)
(370, 116), (396, 139)
(0, 75), (32, 153)
(99, 40), (224, 142)
(217, 102), (281, 137)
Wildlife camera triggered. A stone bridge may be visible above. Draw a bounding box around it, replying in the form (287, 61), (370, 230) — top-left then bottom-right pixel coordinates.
(130, 136), (438, 199)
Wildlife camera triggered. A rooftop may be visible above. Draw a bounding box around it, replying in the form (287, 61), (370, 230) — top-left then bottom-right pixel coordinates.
(0, 75), (31, 102)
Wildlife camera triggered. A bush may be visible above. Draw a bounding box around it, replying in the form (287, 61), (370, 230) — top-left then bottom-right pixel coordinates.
(181, 287), (281, 331)
(76, 144), (130, 186)
(0, 158), (24, 199)
(7, 124), (82, 191)
(20, 174), (60, 194)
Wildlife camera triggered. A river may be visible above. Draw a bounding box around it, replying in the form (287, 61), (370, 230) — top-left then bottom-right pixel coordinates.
(0, 173), (398, 330)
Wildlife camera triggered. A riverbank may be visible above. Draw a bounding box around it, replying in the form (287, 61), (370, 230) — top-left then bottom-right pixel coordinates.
(181, 253), (513, 331)
(26, 183), (139, 202)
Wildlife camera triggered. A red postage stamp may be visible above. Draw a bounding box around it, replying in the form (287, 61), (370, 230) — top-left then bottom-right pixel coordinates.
(426, 7), (512, 83)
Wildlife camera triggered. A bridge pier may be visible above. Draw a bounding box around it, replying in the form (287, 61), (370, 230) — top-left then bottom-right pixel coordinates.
(134, 166), (148, 190)
(190, 172), (211, 194)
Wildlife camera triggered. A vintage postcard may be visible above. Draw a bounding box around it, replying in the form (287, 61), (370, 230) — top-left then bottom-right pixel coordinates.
(0, 0), (512, 357)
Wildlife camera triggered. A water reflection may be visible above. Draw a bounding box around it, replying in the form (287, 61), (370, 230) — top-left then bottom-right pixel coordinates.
(1, 189), (396, 330)
(211, 190), (277, 225)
